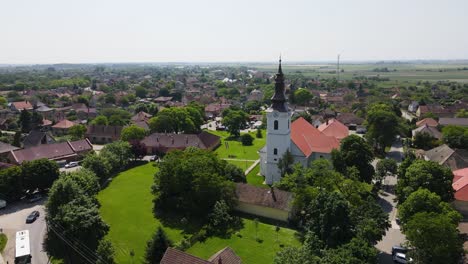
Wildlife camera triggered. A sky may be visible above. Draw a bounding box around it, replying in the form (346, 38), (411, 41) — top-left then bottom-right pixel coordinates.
(1, 0), (467, 64)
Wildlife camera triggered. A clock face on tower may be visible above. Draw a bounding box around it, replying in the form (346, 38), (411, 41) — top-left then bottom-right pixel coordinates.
(273, 111), (278, 118)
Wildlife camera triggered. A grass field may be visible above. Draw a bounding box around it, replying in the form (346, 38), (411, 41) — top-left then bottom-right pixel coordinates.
(226, 159), (255, 171)
(246, 164), (267, 188)
(98, 163), (184, 263)
(210, 130), (265, 160)
(187, 218), (300, 264)
(0, 233), (7, 253)
(99, 162), (299, 264)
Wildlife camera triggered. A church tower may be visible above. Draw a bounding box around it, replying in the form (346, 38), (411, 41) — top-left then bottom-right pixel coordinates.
(263, 58), (291, 184)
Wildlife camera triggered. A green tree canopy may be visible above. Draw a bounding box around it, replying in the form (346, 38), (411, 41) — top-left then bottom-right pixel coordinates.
(294, 88), (313, 106)
(221, 108), (249, 137)
(144, 227), (172, 264)
(91, 115), (109, 126)
(121, 125), (147, 141)
(442, 125), (468, 149)
(22, 158), (59, 192)
(68, 124), (87, 140)
(365, 103), (400, 152)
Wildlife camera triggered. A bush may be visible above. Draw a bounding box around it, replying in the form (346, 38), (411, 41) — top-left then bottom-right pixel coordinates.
(241, 133), (254, 146)
(0, 233), (7, 252)
(256, 129), (263, 138)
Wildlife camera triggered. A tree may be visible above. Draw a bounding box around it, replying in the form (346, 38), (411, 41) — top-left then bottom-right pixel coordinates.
(375, 159), (397, 186)
(256, 129), (263, 138)
(144, 227), (173, 264)
(100, 141), (132, 172)
(304, 191), (354, 248)
(396, 160), (454, 203)
(333, 135), (375, 183)
(398, 189), (461, 225)
(413, 132), (439, 150)
(68, 124), (87, 140)
(121, 125), (147, 141)
(22, 159), (59, 192)
(224, 163), (245, 182)
(153, 148), (236, 220)
(278, 150), (294, 178)
(82, 154), (112, 181)
(19, 109), (32, 133)
(135, 86), (148, 98)
(405, 212), (462, 264)
(365, 103), (399, 153)
(12, 131), (21, 147)
(0, 166), (23, 201)
(442, 125), (468, 149)
(91, 115), (109, 126)
(148, 107), (200, 134)
(351, 197), (390, 245)
(222, 109), (249, 137)
(96, 239), (116, 264)
(240, 133), (254, 146)
(294, 88), (313, 106)
(207, 200), (234, 233)
(31, 111), (43, 129)
(321, 238), (378, 264)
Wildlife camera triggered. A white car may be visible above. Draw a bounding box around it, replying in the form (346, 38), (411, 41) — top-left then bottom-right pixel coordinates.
(65, 162), (79, 168)
(393, 252), (412, 263)
(0, 199), (6, 209)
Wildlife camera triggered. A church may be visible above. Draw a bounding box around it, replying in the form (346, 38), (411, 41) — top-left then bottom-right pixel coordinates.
(259, 59), (346, 185)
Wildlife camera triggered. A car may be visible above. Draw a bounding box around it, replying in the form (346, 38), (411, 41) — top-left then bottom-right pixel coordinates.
(393, 252), (412, 263)
(26, 210), (40, 223)
(149, 155), (158, 161)
(28, 193), (42, 203)
(65, 161), (79, 168)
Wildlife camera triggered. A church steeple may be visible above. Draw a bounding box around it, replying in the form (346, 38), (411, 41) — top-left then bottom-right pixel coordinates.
(271, 57), (288, 112)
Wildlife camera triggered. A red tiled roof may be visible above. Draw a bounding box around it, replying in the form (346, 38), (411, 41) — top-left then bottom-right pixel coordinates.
(416, 118), (438, 127)
(208, 247), (242, 264)
(160, 248), (211, 264)
(317, 119), (349, 140)
(12, 101), (33, 110)
(52, 119), (75, 129)
(235, 183), (293, 211)
(453, 168), (468, 201)
(291, 117), (340, 157)
(69, 139), (93, 153)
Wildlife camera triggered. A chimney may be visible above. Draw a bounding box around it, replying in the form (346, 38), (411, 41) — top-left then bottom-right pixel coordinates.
(185, 136), (188, 144)
(270, 187), (277, 202)
(326, 119), (329, 125)
(156, 136), (159, 142)
(218, 258), (222, 264)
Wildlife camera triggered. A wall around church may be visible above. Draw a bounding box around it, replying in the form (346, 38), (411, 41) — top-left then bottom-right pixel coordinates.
(236, 202), (289, 222)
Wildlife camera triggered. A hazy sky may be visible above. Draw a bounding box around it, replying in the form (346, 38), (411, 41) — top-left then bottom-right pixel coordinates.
(1, 0), (467, 64)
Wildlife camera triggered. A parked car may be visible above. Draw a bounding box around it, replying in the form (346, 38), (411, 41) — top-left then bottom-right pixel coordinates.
(28, 193), (42, 203)
(0, 199), (6, 209)
(26, 210), (40, 223)
(149, 155), (158, 161)
(392, 246), (411, 263)
(65, 161), (79, 168)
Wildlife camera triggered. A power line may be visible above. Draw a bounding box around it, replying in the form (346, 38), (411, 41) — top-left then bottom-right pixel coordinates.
(48, 225), (95, 264)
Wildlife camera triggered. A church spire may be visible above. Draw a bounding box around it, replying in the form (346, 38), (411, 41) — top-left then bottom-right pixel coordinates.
(270, 57), (288, 112)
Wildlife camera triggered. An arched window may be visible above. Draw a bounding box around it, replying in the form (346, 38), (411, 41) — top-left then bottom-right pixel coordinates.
(274, 148), (278, 155)
(274, 120), (278, 130)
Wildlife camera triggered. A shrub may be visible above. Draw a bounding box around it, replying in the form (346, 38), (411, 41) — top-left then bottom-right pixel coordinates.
(241, 133), (254, 146)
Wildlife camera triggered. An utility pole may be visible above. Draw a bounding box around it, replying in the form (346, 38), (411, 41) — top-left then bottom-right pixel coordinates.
(337, 54), (340, 83)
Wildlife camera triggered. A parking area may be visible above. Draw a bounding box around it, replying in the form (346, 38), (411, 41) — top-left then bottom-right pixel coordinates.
(0, 200), (48, 264)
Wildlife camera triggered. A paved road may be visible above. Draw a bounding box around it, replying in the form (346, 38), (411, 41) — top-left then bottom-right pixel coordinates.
(376, 138), (407, 264)
(0, 200), (48, 264)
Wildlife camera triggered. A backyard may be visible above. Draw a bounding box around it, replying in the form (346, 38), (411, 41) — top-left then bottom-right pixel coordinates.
(98, 162), (299, 264)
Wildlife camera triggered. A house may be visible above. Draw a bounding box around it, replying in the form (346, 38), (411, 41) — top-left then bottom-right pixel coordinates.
(0, 141), (19, 162)
(452, 168), (468, 218)
(85, 125), (123, 144)
(8, 139), (93, 165)
(154, 96), (173, 104)
(336, 112), (364, 130)
(9, 101), (33, 112)
(416, 118), (438, 127)
(408, 101), (419, 113)
(235, 183), (293, 222)
(411, 124), (442, 140)
(205, 103), (231, 118)
(422, 144), (468, 171)
(248, 89), (263, 101)
(140, 131), (220, 155)
(131, 111), (152, 130)
(416, 104), (455, 118)
(160, 247), (241, 264)
(52, 119), (76, 135)
(317, 118), (349, 141)
(439, 118), (468, 127)
(36, 105), (54, 120)
(22, 130), (56, 149)
(260, 60), (340, 184)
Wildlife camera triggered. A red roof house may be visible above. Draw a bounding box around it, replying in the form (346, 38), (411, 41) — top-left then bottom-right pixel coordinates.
(317, 118), (349, 141)
(416, 118), (438, 127)
(291, 117), (340, 157)
(160, 247), (241, 264)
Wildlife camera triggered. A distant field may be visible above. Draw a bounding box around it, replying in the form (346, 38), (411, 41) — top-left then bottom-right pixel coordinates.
(254, 63), (468, 82)
(210, 130), (266, 160)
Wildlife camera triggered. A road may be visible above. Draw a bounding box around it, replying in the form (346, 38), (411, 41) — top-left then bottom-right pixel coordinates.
(0, 200), (48, 264)
(376, 137), (407, 264)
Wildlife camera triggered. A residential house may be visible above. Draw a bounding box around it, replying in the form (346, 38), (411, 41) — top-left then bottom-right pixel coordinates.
(85, 125), (123, 144)
(131, 111), (152, 131)
(439, 118), (468, 127)
(36, 105), (54, 120)
(408, 101), (419, 113)
(248, 89), (263, 101)
(205, 103), (231, 119)
(154, 96), (173, 104)
(416, 104), (456, 118)
(9, 101), (33, 112)
(336, 112), (364, 130)
(412, 124), (442, 140)
(452, 168), (468, 218)
(0, 141), (19, 162)
(22, 130), (56, 149)
(52, 119), (76, 135)
(422, 144), (468, 171)
(235, 183), (293, 222)
(317, 118), (349, 141)
(140, 131), (220, 155)
(416, 118), (438, 127)
(160, 247), (241, 264)
(8, 139), (93, 165)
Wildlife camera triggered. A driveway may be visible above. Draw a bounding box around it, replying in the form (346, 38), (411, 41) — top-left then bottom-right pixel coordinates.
(0, 200), (48, 264)
(376, 138), (407, 263)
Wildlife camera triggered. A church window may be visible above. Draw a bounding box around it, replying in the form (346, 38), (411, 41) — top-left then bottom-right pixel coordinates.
(274, 148), (278, 155)
(274, 120), (278, 130)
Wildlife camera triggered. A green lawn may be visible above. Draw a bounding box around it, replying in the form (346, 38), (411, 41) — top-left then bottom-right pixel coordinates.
(210, 130), (265, 160)
(226, 159), (255, 172)
(98, 163), (184, 263)
(0, 233), (7, 253)
(246, 164), (267, 188)
(99, 162), (299, 264)
(187, 218), (300, 264)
